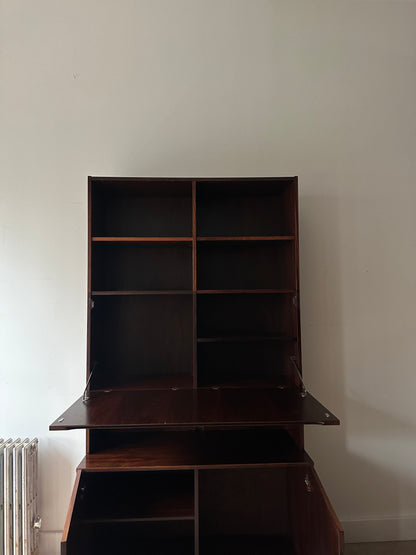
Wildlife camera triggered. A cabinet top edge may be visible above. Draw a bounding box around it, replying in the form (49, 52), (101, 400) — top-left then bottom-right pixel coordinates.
(88, 176), (298, 182)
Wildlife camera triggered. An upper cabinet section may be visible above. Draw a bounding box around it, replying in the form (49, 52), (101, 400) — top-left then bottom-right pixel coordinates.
(91, 178), (192, 238)
(87, 177), (300, 392)
(196, 178), (297, 238)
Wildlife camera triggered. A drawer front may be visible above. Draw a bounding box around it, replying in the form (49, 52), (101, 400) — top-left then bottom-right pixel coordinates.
(289, 465), (344, 555)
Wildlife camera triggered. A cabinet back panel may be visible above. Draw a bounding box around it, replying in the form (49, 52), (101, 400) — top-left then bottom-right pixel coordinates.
(77, 470), (194, 520)
(197, 243), (295, 290)
(197, 342), (294, 388)
(68, 521), (194, 555)
(92, 243), (192, 291)
(196, 180), (296, 236)
(87, 428), (304, 466)
(197, 293), (296, 338)
(199, 468), (288, 536)
(91, 180), (192, 237)
(90, 296), (193, 389)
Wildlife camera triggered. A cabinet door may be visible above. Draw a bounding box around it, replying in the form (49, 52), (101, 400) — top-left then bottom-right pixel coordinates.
(289, 465), (344, 555)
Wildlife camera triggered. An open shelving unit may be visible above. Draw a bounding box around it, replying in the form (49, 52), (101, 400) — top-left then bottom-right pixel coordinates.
(51, 177), (343, 555)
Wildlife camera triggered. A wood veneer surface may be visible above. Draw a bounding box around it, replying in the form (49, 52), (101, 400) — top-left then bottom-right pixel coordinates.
(50, 388), (339, 430)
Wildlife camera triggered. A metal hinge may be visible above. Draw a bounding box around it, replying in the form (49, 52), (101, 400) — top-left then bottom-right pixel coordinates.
(83, 362), (97, 402)
(304, 473), (312, 493)
(290, 356), (307, 398)
(90, 298), (95, 309)
(292, 294), (298, 307)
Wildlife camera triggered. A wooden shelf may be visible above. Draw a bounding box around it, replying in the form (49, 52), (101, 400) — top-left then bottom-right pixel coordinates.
(197, 334), (295, 343)
(197, 236), (295, 242)
(91, 290), (193, 296)
(197, 289), (296, 294)
(50, 388), (339, 431)
(81, 429), (309, 471)
(92, 237), (192, 243)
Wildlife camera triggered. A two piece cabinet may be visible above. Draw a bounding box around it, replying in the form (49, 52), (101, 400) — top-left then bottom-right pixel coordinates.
(50, 177), (343, 554)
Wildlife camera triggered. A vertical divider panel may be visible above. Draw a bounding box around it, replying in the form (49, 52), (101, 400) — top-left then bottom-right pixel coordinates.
(192, 181), (198, 389)
(194, 469), (199, 555)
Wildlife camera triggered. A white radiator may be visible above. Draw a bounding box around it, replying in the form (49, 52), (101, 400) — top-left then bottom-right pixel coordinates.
(0, 439), (41, 555)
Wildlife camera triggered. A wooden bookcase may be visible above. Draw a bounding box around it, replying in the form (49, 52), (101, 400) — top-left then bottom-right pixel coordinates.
(50, 177), (343, 555)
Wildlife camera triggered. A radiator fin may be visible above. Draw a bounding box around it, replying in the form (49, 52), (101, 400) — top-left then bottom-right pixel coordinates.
(1, 438), (40, 555)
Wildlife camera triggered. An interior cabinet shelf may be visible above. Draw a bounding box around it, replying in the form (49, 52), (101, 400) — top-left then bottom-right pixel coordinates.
(197, 289), (296, 294)
(197, 335), (296, 343)
(76, 471), (194, 522)
(51, 176), (343, 555)
(80, 429), (309, 471)
(92, 237), (193, 243)
(196, 236), (295, 242)
(91, 290), (193, 296)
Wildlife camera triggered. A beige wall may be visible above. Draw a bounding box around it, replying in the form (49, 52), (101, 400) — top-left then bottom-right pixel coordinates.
(1, 1), (415, 551)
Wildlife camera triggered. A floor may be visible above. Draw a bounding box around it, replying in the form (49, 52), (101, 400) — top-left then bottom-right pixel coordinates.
(345, 542), (416, 554)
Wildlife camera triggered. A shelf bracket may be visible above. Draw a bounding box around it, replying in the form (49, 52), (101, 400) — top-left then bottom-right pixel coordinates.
(290, 356), (307, 398)
(82, 362), (97, 403)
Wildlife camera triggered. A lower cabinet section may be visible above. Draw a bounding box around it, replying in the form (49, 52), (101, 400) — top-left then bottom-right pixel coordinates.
(62, 464), (343, 555)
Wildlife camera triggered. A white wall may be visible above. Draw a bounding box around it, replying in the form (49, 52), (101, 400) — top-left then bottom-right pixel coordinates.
(1, 1), (415, 552)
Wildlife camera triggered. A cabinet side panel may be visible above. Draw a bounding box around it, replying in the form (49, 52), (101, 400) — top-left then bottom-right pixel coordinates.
(61, 470), (82, 551)
(87, 178), (92, 453)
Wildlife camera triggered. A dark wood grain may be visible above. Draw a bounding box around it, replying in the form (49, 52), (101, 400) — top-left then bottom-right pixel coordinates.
(91, 290), (193, 295)
(76, 470), (194, 522)
(197, 236), (295, 241)
(289, 466), (344, 554)
(197, 335), (295, 343)
(61, 469), (82, 555)
(197, 289), (296, 294)
(82, 429), (308, 470)
(92, 237), (192, 242)
(199, 468), (289, 537)
(192, 181), (198, 389)
(56, 176), (342, 555)
(50, 389), (339, 430)
(89, 295), (193, 390)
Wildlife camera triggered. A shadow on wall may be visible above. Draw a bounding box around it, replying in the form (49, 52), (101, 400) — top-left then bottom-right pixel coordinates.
(300, 193), (416, 542)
